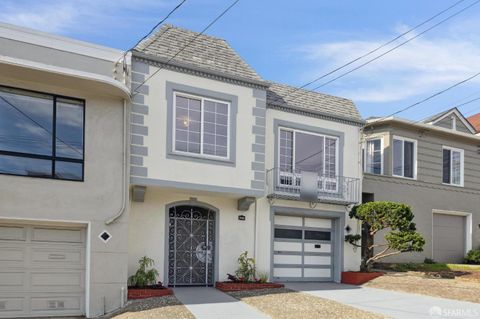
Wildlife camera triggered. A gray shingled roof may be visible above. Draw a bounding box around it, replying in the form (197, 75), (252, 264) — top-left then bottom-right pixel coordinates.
(267, 82), (361, 122)
(134, 24), (263, 83)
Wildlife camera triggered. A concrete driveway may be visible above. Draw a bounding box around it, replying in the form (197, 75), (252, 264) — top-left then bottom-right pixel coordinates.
(285, 282), (480, 319)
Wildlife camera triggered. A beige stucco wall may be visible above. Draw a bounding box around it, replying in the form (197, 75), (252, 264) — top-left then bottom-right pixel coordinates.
(139, 66), (258, 191)
(0, 73), (128, 317)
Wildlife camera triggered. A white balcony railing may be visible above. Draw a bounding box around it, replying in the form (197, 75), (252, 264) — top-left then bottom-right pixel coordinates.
(266, 167), (361, 204)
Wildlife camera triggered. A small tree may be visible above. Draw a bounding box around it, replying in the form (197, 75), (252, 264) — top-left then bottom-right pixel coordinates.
(128, 256), (159, 287)
(235, 251), (256, 282)
(345, 201), (425, 272)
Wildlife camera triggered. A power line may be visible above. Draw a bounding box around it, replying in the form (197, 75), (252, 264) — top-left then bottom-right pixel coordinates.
(115, 0), (188, 65)
(306, 0), (480, 95)
(268, 0), (468, 106)
(132, 0), (241, 96)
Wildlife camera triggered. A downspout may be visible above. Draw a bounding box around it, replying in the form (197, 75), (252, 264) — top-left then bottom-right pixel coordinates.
(253, 198), (258, 261)
(105, 98), (129, 225)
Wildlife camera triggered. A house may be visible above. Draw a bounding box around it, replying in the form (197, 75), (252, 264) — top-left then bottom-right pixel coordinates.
(128, 25), (363, 288)
(362, 107), (480, 263)
(0, 23), (131, 318)
(467, 112), (480, 134)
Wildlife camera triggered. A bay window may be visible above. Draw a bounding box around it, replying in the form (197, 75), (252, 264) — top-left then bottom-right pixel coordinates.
(279, 128), (338, 191)
(443, 146), (464, 186)
(364, 139), (382, 174)
(392, 136), (416, 179)
(0, 86), (84, 181)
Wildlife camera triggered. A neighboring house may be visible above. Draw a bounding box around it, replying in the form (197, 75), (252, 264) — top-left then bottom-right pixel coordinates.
(362, 108), (480, 263)
(0, 23), (130, 318)
(128, 25), (363, 288)
(467, 112), (480, 134)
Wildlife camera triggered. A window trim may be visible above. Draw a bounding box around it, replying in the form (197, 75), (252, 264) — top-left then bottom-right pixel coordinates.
(391, 135), (417, 180)
(363, 138), (384, 175)
(0, 84), (85, 182)
(442, 145), (464, 187)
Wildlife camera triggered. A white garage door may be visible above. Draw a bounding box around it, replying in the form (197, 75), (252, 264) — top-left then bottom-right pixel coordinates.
(273, 215), (333, 282)
(0, 223), (86, 318)
(433, 214), (466, 263)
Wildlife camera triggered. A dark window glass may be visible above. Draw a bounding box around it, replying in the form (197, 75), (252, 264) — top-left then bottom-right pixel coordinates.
(305, 230), (331, 241)
(295, 132), (324, 172)
(393, 139), (403, 176)
(404, 141), (414, 178)
(274, 228), (302, 239)
(0, 86), (84, 181)
(443, 149), (451, 184)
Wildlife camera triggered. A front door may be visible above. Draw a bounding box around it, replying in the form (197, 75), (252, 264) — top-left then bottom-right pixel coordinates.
(168, 205), (216, 286)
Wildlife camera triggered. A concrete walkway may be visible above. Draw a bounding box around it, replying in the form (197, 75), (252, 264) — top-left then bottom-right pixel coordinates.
(286, 282), (480, 319)
(173, 287), (270, 319)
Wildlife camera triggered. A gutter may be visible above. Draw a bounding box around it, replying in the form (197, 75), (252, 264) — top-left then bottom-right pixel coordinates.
(105, 98), (129, 225)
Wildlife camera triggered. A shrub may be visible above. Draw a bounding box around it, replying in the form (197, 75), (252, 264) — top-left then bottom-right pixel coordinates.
(424, 258), (436, 264)
(256, 272), (269, 283)
(128, 256), (159, 288)
(345, 201), (425, 272)
(235, 251), (256, 282)
(464, 249), (480, 264)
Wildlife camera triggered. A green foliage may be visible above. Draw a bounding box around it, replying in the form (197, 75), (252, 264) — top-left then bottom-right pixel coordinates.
(424, 258), (436, 264)
(257, 272), (269, 284)
(346, 201), (425, 272)
(464, 249), (480, 264)
(128, 256), (159, 288)
(235, 251), (256, 282)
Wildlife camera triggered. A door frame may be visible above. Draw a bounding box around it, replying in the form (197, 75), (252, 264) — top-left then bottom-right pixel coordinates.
(431, 209), (472, 259)
(269, 206), (345, 283)
(164, 200), (220, 287)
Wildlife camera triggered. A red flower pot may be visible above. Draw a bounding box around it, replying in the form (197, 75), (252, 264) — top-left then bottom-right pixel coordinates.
(341, 271), (384, 285)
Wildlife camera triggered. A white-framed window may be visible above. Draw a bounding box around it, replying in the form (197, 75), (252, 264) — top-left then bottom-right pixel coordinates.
(392, 136), (417, 179)
(173, 92), (230, 159)
(364, 138), (383, 174)
(278, 127), (339, 191)
(442, 146), (464, 187)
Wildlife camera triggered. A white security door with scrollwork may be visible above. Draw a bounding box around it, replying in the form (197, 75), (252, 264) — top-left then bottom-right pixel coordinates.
(168, 205), (215, 286)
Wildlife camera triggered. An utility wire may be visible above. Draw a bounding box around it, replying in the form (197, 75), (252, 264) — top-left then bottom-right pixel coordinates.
(115, 0), (188, 65)
(306, 0), (480, 96)
(0, 96), (83, 156)
(132, 0), (241, 96)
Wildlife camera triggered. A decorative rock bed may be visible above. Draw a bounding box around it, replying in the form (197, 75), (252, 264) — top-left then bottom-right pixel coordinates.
(215, 281), (284, 292)
(128, 286), (174, 299)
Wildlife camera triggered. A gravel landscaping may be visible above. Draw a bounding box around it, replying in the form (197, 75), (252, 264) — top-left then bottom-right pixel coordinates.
(364, 271), (480, 303)
(227, 288), (389, 319)
(102, 296), (194, 319)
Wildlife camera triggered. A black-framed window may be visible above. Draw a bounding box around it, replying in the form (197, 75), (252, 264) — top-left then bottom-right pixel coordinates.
(0, 86), (84, 181)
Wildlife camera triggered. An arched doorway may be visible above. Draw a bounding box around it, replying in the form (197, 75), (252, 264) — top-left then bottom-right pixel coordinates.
(167, 203), (216, 286)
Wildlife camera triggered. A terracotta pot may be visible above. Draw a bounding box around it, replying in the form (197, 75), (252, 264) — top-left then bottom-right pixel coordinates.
(215, 281), (284, 292)
(128, 287), (174, 299)
(341, 271), (384, 285)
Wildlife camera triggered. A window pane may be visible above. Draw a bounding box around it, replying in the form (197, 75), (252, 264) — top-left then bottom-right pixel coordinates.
(304, 230), (331, 241)
(295, 132), (324, 173)
(202, 99), (229, 158)
(0, 87), (53, 156)
(366, 139), (382, 174)
(443, 149), (451, 184)
(325, 137), (337, 178)
(451, 151), (461, 185)
(393, 139), (403, 176)
(0, 154), (51, 177)
(56, 98), (84, 159)
(174, 95), (201, 154)
(404, 141), (414, 178)
(274, 228), (302, 239)
(279, 129), (293, 172)
(55, 160), (82, 180)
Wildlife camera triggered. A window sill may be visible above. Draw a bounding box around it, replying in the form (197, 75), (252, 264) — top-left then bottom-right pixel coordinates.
(391, 174), (417, 181)
(442, 182), (464, 188)
(167, 151), (235, 167)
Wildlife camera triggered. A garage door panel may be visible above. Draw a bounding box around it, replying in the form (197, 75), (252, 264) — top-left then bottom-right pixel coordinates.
(304, 218), (331, 228)
(273, 267), (302, 278)
(31, 272), (83, 291)
(0, 226), (27, 241)
(0, 297), (25, 315)
(31, 248), (83, 268)
(0, 246), (25, 264)
(304, 268), (331, 278)
(304, 255), (331, 265)
(0, 272), (25, 289)
(274, 215), (302, 227)
(31, 295), (82, 313)
(31, 228), (84, 244)
(304, 243), (331, 253)
(433, 214), (465, 263)
(274, 241), (302, 252)
(273, 254), (302, 265)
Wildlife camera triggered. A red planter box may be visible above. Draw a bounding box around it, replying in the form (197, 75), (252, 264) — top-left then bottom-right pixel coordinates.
(128, 287), (173, 299)
(341, 271), (384, 285)
(215, 281), (284, 292)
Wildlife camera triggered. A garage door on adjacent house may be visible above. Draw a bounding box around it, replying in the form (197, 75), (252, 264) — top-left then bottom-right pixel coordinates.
(0, 223), (86, 318)
(273, 214), (333, 282)
(433, 214), (466, 263)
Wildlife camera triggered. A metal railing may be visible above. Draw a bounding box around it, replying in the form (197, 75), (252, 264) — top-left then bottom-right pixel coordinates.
(266, 167), (361, 204)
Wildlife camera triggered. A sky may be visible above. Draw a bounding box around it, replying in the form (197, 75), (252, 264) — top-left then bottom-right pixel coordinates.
(1, 0), (480, 121)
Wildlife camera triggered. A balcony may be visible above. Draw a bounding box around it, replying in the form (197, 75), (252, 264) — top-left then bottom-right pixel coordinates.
(266, 167), (361, 204)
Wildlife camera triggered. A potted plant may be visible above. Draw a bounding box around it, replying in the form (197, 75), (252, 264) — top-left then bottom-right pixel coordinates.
(128, 256), (173, 299)
(215, 251), (284, 291)
(344, 201), (425, 284)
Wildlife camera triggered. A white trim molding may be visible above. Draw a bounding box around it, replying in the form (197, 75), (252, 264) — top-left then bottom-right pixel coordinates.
(441, 145), (464, 187)
(391, 135), (417, 180)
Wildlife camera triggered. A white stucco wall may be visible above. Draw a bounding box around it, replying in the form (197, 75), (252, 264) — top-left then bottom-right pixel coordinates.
(139, 66), (259, 192)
